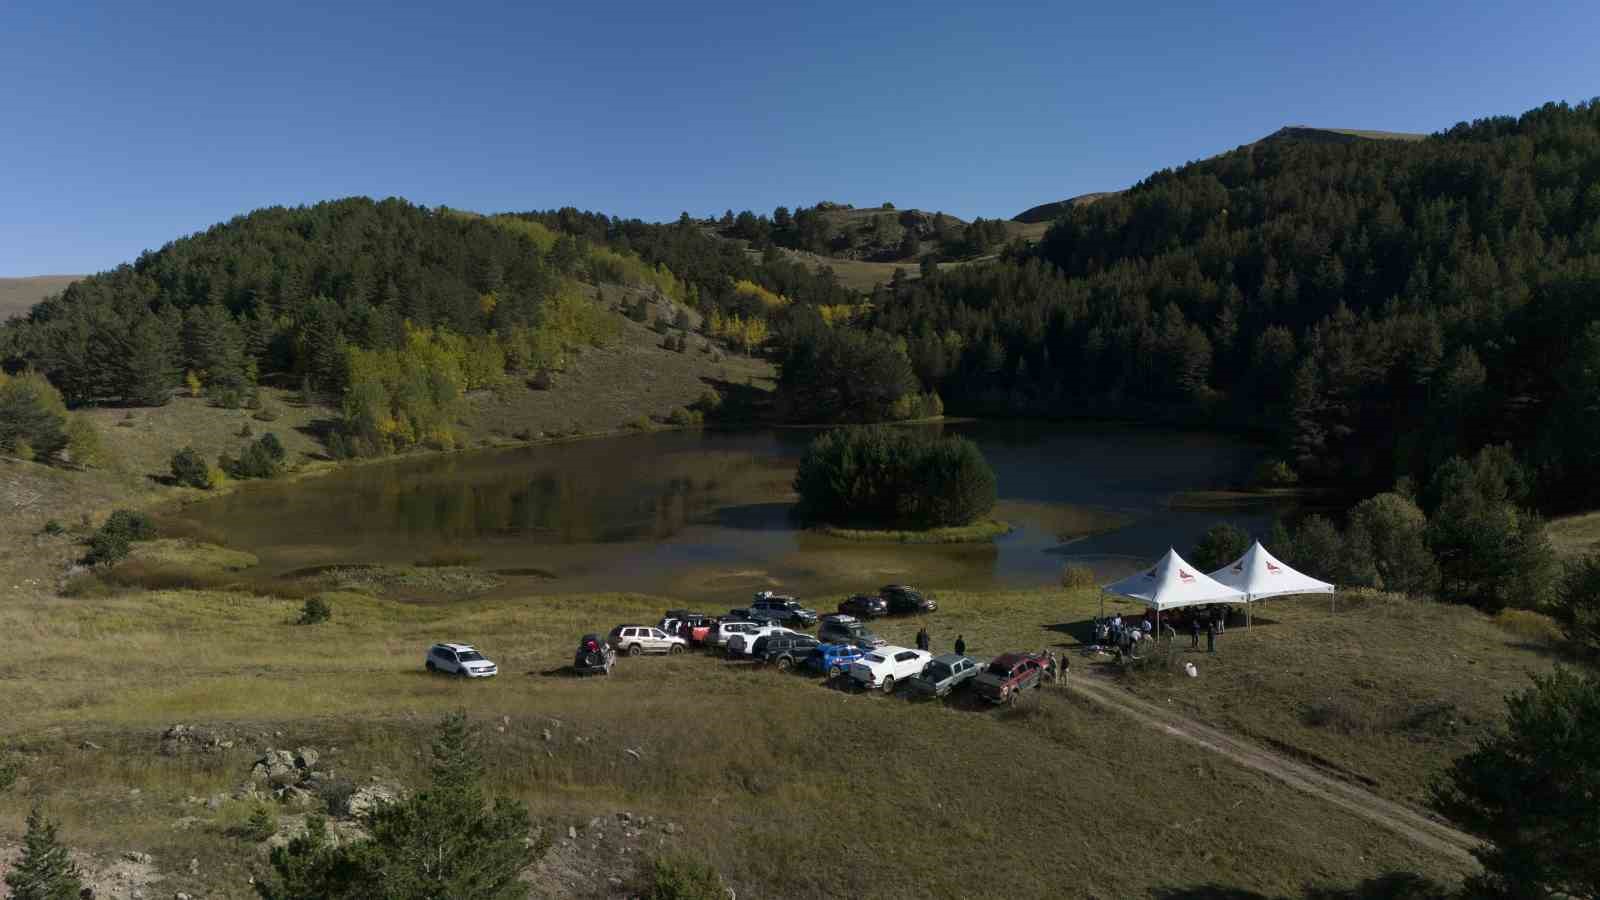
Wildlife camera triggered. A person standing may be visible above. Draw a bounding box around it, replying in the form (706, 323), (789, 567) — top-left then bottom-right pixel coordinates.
(1206, 618), (1217, 653)
(1190, 617), (1201, 649)
(954, 634), (966, 656)
(915, 626), (928, 651)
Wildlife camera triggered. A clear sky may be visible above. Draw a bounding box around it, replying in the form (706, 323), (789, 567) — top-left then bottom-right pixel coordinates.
(3, 0), (1597, 275)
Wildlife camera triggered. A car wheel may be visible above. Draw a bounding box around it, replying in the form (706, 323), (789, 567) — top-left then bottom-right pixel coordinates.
(425, 661), (436, 673)
(669, 644), (683, 655)
(628, 644), (642, 657)
(882, 676), (895, 694)
(776, 656), (792, 672)
(828, 665), (842, 679)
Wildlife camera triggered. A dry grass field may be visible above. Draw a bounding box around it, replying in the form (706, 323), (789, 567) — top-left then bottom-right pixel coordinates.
(0, 274), (79, 319)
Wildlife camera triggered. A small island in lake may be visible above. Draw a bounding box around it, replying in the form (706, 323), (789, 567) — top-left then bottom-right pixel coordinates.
(793, 425), (1003, 542)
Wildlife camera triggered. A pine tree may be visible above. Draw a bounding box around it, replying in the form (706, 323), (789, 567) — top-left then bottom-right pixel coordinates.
(116, 311), (181, 406)
(4, 805), (84, 900)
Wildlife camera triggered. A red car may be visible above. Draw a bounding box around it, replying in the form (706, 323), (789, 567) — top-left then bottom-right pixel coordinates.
(972, 652), (1049, 704)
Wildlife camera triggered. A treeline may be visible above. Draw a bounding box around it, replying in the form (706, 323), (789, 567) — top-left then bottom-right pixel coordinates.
(714, 202), (1013, 262)
(867, 99), (1600, 510)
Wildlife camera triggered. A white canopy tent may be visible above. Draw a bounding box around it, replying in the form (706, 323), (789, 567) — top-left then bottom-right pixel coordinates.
(1099, 548), (1247, 636)
(1207, 541), (1335, 624)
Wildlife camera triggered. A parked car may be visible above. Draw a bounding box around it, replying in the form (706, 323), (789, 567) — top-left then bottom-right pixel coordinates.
(849, 645), (933, 693)
(907, 653), (982, 698)
(607, 625), (688, 656)
(709, 620), (761, 651)
(749, 592), (819, 627)
(753, 634), (821, 670)
(728, 623), (800, 657)
(837, 594), (888, 618)
(818, 614), (886, 648)
(807, 642), (870, 679)
(973, 652), (1048, 704)
(879, 584), (938, 614)
(660, 612), (715, 644)
(817, 614), (886, 648)
(727, 606), (787, 626)
(573, 634), (615, 676)
(424, 643), (498, 678)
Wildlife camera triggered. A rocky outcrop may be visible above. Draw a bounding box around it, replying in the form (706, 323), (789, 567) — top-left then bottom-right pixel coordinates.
(158, 723), (235, 756)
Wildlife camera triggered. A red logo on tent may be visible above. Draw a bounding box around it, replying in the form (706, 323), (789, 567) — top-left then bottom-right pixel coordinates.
(1266, 561), (1281, 574)
(1179, 568), (1195, 583)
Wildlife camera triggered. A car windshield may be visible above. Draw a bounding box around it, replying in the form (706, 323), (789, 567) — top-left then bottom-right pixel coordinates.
(457, 651), (485, 662)
(985, 661), (1012, 676)
(923, 663), (952, 681)
(863, 654), (885, 664)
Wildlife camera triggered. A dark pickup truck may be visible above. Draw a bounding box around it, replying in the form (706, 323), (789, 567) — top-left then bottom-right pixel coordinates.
(749, 592), (819, 627)
(879, 584), (938, 614)
(752, 634), (822, 670)
(972, 652), (1048, 704)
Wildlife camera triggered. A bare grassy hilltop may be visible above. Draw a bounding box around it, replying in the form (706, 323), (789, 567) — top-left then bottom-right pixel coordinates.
(0, 275), (80, 319)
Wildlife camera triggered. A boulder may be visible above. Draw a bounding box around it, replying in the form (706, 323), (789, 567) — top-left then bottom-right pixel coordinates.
(346, 783), (398, 818)
(294, 747), (319, 769)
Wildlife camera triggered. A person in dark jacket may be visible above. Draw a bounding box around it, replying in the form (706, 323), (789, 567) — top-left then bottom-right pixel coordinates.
(954, 634), (966, 656)
(1190, 616), (1201, 649)
(916, 626), (929, 651)
(1206, 618), (1218, 653)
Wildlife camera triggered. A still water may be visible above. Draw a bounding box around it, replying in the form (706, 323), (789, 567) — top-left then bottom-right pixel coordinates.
(175, 421), (1286, 599)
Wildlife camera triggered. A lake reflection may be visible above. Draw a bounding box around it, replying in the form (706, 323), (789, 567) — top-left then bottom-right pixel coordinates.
(174, 422), (1287, 598)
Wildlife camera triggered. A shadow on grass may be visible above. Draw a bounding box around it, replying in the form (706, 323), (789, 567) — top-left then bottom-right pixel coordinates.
(1150, 871), (1455, 899)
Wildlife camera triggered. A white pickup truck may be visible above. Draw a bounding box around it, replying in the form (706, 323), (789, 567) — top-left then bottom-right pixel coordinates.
(849, 645), (932, 693)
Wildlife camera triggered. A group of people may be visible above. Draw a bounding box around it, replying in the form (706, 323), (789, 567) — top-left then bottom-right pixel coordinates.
(1092, 609), (1224, 660)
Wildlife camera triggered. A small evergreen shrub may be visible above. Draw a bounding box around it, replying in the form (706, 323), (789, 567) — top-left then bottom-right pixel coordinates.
(1060, 565), (1097, 589)
(643, 855), (726, 900)
(170, 447), (213, 489)
(86, 509), (156, 565)
(298, 596), (332, 625)
(243, 805), (276, 842)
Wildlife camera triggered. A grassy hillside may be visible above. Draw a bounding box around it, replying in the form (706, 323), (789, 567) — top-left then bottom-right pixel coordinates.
(0, 274), (79, 319)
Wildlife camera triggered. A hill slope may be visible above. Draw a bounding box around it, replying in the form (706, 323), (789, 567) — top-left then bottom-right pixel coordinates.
(0, 274), (80, 319)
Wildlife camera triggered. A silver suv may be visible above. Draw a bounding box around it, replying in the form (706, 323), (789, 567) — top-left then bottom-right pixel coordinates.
(425, 643), (498, 678)
(608, 625), (688, 656)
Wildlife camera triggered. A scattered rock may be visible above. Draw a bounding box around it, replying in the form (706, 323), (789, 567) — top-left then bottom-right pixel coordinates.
(624, 748), (642, 761)
(123, 851), (152, 865)
(80, 740), (103, 751)
(346, 783), (399, 818)
(175, 892), (191, 900)
(664, 822), (680, 835)
(159, 723), (234, 756)
(541, 729), (553, 742)
(294, 746), (319, 769)
(567, 825), (578, 840)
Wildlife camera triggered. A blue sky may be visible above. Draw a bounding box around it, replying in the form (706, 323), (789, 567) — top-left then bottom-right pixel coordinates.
(3, 0), (1597, 275)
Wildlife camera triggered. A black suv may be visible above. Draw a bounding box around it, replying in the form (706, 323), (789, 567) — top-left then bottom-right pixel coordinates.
(837, 594), (888, 618)
(727, 606), (787, 626)
(753, 634), (822, 670)
(880, 584), (937, 614)
(750, 593), (818, 627)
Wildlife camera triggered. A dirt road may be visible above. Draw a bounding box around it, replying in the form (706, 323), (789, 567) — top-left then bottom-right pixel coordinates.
(1062, 671), (1481, 869)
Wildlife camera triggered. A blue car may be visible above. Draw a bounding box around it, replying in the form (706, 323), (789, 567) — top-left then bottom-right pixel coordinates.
(807, 642), (869, 678)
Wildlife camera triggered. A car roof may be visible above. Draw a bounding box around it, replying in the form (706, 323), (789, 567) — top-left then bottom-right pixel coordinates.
(611, 624), (653, 631)
(990, 653), (1027, 668)
(930, 653), (970, 665)
(435, 642), (476, 652)
(876, 645), (913, 655)
(881, 584), (913, 591)
(822, 613), (859, 623)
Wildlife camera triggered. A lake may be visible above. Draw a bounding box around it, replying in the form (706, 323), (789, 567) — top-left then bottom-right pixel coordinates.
(173, 421), (1290, 600)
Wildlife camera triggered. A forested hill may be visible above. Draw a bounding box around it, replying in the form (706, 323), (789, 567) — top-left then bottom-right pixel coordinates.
(0, 198), (854, 410)
(869, 99), (1600, 510)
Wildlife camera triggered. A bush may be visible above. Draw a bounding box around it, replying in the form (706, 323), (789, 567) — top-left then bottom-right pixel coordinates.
(793, 426), (996, 529)
(170, 447), (214, 489)
(1191, 522), (1251, 573)
(1345, 492), (1438, 595)
(0, 751), (17, 793)
(298, 596), (332, 625)
(693, 390), (722, 412)
(643, 855), (726, 900)
(1493, 608), (1564, 645)
(86, 509), (156, 565)
(0, 370), (69, 462)
(1254, 459), (1299, 488)
(64, 416), (104, 468)
(1060, 564), (1097, 590)
(253, 404), (280, 422)
(627, 416), (653, 431)
(237, 422), (254, 438)
(229, 433), (286, 479)
(1557, 554), (1600, 654)
(243, 805), (276, 842)
(667, 406), (702, 427)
